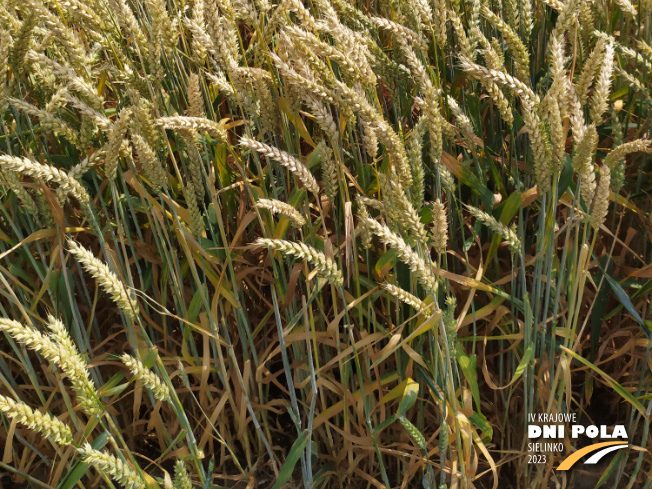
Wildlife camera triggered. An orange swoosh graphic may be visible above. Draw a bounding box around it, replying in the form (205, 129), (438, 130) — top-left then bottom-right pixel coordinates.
(557, 442), (628, 470)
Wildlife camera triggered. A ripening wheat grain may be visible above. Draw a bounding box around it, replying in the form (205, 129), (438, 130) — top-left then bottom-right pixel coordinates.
(121, 354), (172, 402)
(254, 238), (343, 285)
(466, 206), (521, 254)
(256, 199), (306, 227)
(240, 137), (320, 194)
(0, 155), (89, 203)
(67, 240), (140, 320)
(363, 218), (439, 294)
(0, 318), (100, 415)
(0, 395), (74, 446)
(77, 444), (146, 489)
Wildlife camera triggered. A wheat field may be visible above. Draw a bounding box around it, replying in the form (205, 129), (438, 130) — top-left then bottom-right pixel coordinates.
(0, 0), (650, 487)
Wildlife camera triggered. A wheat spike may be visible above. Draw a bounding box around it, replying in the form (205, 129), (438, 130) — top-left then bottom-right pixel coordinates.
(131, 134), (168, 193)
(482, 6), (530, 82)
(255, 238), (343, 285)
(187, 73), (206, 118)
(156, 116), (226, 142)
(0, 154), (89, 203)
(432, 199), (448, 254)
(466, 206), (521, 254)
(576, 38), (606, 104)
(0, 318), (100, 415)
(77, 444), (146, 489)
(378, 173), (428, 245)
(240, 137), (320, 194)
(0, 395), (74, 446)
(603, 139), (652, 170)
(363, 218), (439, 293)
(573, 124), (598, 205)
(174, 460), (192, 489)
(256, 199), (306, 227)
(121, 354), (172, 402)
(67, 240), (139, 321)
(105, 108), (132, 180)
(590, 166), (610, 229)
(589, 41), (614, 124)
(397, 414), (427, 449)
(382, 283), (433, 313)
(356, 201), (373, 250)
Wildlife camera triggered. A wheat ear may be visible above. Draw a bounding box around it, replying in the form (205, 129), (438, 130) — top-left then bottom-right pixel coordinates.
(45, 316), (100, 416)
(131, 134), (168, 193)
(382, 283), (433, 313)
(77, 443), (146, 489)
(0, 395), (74, 446)
(240, 137), (320, 194)
(363, 218), (439, 293)
(256, 199), (306, 227)
(603, 139), (652, 169)
(0, 318), (100, 416)
(466, 206), (521, 254)
(67, 240), (139, 321)
(174, 460), (192, 489)
(589, 41), (614, 124)
(590, 166), (610, 230)
(0, 155), (89, 203)
(156, 116), (227, 142)
(431, 199), (448, 255)
(121, 354), (172, 402)
(254, 238), (343, 285)
(105, 108), (132, 180)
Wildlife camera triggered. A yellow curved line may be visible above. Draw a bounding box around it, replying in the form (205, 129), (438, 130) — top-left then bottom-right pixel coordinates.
(557, 442), (627, 470)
